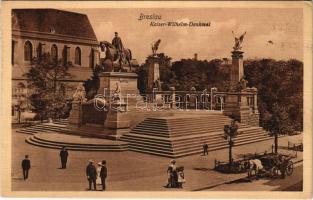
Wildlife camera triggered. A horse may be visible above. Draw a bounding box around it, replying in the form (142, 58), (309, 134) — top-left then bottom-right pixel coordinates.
(99, 41), (132, 72)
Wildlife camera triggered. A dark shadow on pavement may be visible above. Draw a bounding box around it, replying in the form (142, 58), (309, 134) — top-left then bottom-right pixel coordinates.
(193, 167), (214, 171)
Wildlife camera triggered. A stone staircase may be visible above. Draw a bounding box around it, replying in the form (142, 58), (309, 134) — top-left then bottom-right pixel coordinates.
(121, 113), (272, 158)
(25, 133), (128, 151)
(16, 119), (68, 134)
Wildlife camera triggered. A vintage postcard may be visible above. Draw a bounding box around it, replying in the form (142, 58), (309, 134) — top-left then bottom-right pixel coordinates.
(1, 1), (312, 198)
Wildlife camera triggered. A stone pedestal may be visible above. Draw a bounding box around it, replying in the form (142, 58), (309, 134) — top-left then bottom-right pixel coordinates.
(231, 50), (244, 88)
(104, 102), (130, 139)
(98, 72), (140, 109)
(224, 92), (260, 126)
(147, 56), (160, 92)
(68, 101), (83, 127)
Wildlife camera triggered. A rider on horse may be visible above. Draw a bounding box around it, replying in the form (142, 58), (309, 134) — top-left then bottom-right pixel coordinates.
(112, 32), (124, 60)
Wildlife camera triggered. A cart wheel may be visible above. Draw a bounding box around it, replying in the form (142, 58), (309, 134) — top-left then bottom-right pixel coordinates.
(270, 166), (280, 178)
(286, 161), (294, 176)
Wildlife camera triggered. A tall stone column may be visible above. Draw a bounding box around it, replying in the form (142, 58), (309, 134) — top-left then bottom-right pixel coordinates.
(147, 56), (160, 93)
(230, 50), (244, 88)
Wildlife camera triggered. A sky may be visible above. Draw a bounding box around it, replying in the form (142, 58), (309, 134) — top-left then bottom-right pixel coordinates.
(69, 8), (303, 64)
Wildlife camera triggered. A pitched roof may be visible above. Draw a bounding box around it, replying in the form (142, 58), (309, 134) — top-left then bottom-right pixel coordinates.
(12, 9), (97, 41)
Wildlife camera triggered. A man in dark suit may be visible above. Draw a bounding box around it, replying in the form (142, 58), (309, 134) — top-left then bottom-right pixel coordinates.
(203, 143), (209, 155)
(21, 155), (31, 180)
(100, 160), (107, 191)
(86, 160), (97, 190)
(59, 147), (69, 169)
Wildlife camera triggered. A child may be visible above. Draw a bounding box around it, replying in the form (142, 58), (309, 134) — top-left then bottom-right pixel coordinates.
(177, 167), (186, 189)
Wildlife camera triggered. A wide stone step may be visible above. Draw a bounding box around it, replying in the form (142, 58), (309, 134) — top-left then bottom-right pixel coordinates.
(26, 139), (127, 152)
(167, 120), (231, 127)
(169, 128), (264, 143)
(132, 127), (170, 134)
(121, 134), (172, 145)
(26, 136), (128, 151)
(172, 136), (275, 158)
(120, 137), (173, 148)
(127, 147), (175, 158)
(16, 129), (38, 134)
(32, 135), (128, 148)
(172, 134), (271, 153)
(171, 131), (269, 148)
(127, 145), (174, 157)
(129, 131), (170, 138)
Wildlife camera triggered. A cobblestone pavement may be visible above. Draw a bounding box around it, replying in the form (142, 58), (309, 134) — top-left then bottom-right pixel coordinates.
(12, 130), (303, 191)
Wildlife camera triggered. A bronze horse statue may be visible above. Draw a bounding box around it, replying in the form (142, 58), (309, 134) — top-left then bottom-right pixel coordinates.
(99, 41), (132, 72)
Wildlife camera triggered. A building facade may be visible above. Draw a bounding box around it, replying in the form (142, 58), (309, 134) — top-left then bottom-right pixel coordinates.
(12, 9), (100, 122)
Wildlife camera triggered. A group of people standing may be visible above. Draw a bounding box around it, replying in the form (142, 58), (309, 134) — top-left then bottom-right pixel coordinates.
(86, 160), (107, 191)
(166, 160), (186, 188)
(21, 146), (108, 191)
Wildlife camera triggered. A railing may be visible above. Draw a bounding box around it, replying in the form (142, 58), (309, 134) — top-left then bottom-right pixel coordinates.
(142, 89), (257, 111)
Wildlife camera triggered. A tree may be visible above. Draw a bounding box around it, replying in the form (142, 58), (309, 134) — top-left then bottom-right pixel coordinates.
(12, 92), (27, 123)
(244, 59), (303, 132)
(264, 103), (294, 154)
(24, 53), (71, 120)
(223, 120), (239, 165)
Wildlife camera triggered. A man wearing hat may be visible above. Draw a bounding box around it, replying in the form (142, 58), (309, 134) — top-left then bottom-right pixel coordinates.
(100, 160), (107, 191)
(86, 160), (97, 190)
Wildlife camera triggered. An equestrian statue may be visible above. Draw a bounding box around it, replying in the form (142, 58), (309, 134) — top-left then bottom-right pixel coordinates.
(99, 32), (132, 72)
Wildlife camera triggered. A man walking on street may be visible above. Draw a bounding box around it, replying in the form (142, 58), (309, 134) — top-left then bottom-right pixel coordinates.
(100, 160), (107, 191)
(86, 160), (97, 191)
(59, 146), (69, 169)
(21, 155), (31, 180)
(203, 143), (209, 156)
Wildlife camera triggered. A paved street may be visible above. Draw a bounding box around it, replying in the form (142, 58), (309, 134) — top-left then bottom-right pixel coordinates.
(206, 165), (303, 191)
(12, 130), (303, 191)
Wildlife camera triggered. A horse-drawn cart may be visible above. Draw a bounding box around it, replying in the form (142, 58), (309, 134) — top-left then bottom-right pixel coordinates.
(251, 153), (295, 178)
(214, 152), (296, 179)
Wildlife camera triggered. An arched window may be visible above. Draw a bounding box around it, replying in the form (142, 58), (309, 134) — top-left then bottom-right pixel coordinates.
(24, 41), (32, 61)
(51, 44), (58, 61)
(37, 43), (42, 58)
(75, 47), (81, 65)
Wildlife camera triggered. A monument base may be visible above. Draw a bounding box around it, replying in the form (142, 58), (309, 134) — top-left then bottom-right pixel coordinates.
(104, 102), (130, 138)
(68, 101), (82, 127)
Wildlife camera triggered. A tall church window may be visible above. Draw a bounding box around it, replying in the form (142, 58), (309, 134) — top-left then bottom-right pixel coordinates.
(51, 44), (58, 61)
(75, 47), (81, 65)
(37, 43), (43, 58)
(24, 41), (32, 61)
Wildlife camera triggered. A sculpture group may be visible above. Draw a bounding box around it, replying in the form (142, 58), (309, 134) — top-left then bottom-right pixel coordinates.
(99, 32), (132, 72)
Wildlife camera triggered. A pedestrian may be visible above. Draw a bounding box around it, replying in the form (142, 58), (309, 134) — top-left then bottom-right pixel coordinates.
(96, 162), (102, 185)
(21, 155), (31, 180)
(86, 160), (97, 191)
(59, 146), (68, 169)
(168, 159), (178, 188)
(279, 155), (288, 179)
(177, 167), (186, 189)
(203, 143), (209, 155)
(100, 160), (107, 191)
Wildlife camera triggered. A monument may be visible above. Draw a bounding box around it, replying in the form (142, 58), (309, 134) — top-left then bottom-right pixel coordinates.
(68, 83), (87, 127)
(223, 31), (260, 126)
(230, 31), (246, 88)
(147, 39), (161, 93)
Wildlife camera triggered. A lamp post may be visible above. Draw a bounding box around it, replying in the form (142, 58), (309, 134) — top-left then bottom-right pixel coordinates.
(210, 87), (217, 110)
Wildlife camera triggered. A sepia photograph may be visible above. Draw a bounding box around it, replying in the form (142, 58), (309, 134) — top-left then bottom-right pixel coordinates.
(1, 1), (312, 198)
